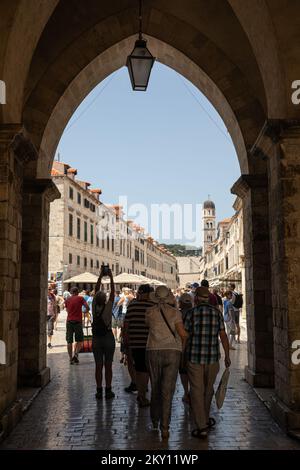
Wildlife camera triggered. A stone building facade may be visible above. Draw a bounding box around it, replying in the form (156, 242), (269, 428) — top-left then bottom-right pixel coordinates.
(199, 197), (245, 296)
(176, 256), (201, 287)
(48, 162), (178, 290)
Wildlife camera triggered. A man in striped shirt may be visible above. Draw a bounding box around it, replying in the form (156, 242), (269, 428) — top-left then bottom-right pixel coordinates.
(123, 284), (154, 407)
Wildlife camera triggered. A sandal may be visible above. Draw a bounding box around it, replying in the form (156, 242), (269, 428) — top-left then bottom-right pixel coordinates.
(191, 428), (208, 439)
(207, 417), (216, 428)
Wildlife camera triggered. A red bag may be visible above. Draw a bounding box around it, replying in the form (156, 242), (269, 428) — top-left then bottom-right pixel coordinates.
(80, 324), (93, 353)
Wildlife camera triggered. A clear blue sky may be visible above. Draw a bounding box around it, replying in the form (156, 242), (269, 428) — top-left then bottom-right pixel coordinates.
(58, 63), (240, 247)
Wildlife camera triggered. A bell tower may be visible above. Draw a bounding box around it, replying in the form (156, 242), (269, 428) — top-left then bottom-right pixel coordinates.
(203, 197), (216, 254)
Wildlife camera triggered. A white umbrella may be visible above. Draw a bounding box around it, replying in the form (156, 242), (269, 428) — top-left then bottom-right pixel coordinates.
(64, 272), (99, 283)
(108, 272), (143, 285)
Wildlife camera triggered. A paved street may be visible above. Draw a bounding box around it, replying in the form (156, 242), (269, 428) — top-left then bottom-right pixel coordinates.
(1, 312), (300, 450)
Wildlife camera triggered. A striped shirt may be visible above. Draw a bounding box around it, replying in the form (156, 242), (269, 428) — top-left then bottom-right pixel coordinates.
(184, 303), (225, 364)
(124, 299), (154, 349)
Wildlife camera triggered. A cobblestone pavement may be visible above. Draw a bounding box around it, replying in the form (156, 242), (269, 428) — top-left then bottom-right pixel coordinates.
(1, 312), (300, 450)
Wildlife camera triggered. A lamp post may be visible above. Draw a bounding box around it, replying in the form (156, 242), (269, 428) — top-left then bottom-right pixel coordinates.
(126, 0), (155, 91)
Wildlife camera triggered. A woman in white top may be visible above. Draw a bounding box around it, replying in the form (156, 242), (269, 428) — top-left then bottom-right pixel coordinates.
(145, 286), (188, 440)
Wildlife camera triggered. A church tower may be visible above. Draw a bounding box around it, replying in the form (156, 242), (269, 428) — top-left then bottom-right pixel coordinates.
(203, 198), (216, 254)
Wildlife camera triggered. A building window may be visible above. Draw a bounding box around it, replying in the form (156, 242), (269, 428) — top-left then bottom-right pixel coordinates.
(107, 236), (110, 251)
(84, 257), (87, 268)
(77, 218), (81, 240)
(69, 187), (74, 199)
(91, 224), (94, 244)
(84, 221), (88, 242)
(112, 264), (114, 273)
(96, 260), (99, 269)
(90, 203), (96, 213)
(102, 236), (105, 249)
(77, 192), (81, 205)
(90, 259), (93, 268)
(112, 238), (115, 252)
(69, 214), (73, 236)
(69, 253), (73, 264)
(77, 255), (80, 266)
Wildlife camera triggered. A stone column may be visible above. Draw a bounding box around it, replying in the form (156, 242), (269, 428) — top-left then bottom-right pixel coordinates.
(232, 174), (274, 388)
(18, 179), (60, 388)
(267, 123), (300, 432)
(0, 124), (36, 435)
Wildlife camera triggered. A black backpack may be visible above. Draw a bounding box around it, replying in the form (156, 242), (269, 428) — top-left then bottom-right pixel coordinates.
(232, 292), (243, 309)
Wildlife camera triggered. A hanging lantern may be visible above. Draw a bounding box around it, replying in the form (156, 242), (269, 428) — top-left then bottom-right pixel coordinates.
(126, 1), (155, 91)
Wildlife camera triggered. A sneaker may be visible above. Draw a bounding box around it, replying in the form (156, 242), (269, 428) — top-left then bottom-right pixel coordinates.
(95, 388), (102, 399)
(105, 388), (115, 400)
(70, 357), (75, 365)
(73, 354), (79, 364)
(47, 343), (52, 349)
(124, 382), (138, 393)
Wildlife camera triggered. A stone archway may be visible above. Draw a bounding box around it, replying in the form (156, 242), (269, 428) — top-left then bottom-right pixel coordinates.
(1, 0), (300, 439)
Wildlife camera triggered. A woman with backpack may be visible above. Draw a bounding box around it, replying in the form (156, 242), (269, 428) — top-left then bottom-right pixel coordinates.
(92, 266), (115, 400)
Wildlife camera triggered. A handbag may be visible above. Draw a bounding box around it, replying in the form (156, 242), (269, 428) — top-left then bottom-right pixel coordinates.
(215, 367), (230, 409)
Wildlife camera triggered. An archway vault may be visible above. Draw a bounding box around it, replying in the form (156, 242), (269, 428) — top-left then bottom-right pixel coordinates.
(38, 35), (249, 177)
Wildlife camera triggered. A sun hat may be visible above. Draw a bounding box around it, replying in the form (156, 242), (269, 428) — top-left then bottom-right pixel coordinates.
(195, 286), (209, 300)
(149, 285), (175, 304)
(179, 293), (193, 306)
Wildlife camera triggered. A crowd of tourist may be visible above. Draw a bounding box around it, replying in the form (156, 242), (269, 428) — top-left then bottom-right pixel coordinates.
(47, 270), (243, 441)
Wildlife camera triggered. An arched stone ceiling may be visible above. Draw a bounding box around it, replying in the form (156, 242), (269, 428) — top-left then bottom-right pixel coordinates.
(38, 35), (249, 177)
(20, 0), (269, 174)
(1, 0), (299, 174)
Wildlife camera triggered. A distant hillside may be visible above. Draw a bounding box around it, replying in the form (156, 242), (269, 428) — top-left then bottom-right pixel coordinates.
(161, 244), (202, 257)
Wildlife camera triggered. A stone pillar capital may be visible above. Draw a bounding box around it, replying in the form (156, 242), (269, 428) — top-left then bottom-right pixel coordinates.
(231, 174), (268, 199)
(249, 119), (300, 161)
(0, 123), (23, 144)
(0, 124), (39, 164)
(23, 179), (61, 202)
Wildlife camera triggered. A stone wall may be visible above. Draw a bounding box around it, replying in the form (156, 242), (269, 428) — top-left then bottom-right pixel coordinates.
(232, 173), (274, 388)
(267, 124), (300, 430)
(0, 127), (23, 425)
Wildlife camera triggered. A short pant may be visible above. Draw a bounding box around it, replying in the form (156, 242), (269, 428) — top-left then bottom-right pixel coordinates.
(233, 309), (240, 325)
(47, 315), (55, 336)
(66, 321), (84, 344)
(92, 330), (116, 363)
